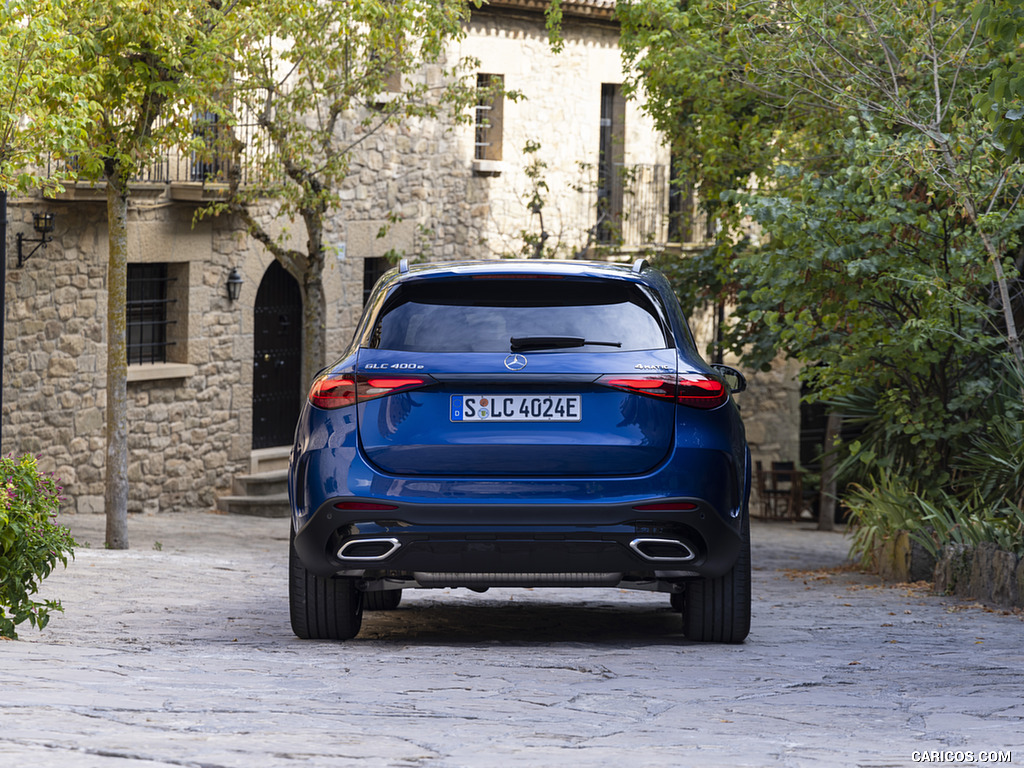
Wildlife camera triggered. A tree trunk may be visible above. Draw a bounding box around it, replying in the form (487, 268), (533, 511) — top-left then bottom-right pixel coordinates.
(817, 412), (842, 532)
(105, 178), (129, 549)
(1, 189), (6, 456)
(302, 270), (327, 391)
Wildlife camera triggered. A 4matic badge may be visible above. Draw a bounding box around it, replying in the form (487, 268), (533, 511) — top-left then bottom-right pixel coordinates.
(635, 363), (673, 371)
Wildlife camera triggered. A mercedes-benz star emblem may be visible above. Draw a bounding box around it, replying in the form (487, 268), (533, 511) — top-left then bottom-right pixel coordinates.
(504, 354), (528, 371)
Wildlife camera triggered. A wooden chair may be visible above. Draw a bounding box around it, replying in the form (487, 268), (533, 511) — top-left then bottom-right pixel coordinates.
(755, 460), (803, 520)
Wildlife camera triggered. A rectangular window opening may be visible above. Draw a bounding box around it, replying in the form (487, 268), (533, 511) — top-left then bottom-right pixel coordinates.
(597, 83), (626, 244)
(475, 73), (504, 163)
(363, 256), (391, 306)
(127, 263), (178, 365)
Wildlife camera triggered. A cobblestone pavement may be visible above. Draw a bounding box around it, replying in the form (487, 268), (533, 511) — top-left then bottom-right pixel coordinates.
(2, 513), (1022, 768)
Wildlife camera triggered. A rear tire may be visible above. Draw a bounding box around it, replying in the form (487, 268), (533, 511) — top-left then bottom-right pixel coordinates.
(289, 527), (363, 640)
(682, 513), (751, 643)
(364, 589), (403, 611)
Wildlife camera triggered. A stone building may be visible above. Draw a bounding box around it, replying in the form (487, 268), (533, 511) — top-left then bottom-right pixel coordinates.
(1, 0), (801, 517)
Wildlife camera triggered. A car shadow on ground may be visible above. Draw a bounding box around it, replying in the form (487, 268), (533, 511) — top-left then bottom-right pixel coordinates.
(352, 597), (693, 646)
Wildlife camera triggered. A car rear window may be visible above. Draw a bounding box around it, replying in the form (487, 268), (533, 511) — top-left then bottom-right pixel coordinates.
(368, 277), (670, 353)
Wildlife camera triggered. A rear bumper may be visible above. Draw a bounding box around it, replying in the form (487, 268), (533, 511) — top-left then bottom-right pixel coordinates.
(292, 496), (744, 580)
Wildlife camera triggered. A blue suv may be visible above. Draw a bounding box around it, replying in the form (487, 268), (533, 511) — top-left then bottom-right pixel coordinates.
(288, 259), (751, 642)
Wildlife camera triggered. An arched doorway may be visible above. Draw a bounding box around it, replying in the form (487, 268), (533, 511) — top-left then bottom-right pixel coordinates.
(252, 260), (302, 449)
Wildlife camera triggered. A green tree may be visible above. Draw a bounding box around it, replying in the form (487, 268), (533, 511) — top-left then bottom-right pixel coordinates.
(975, 0), (1024, 161)
(617, 0), (830, 231)
(620, 0), (1023, 363)
(2, 1), (96, 461)
(620, 0), (1024, 544)
(56, 0), (242, 548)
(219, 0), (479, 388)
(0, 0), (85, 192)
(731, 0), (1022, 364)
(728, 131), (1021, 488)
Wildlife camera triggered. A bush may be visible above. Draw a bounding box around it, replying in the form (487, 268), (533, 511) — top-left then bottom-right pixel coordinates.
(844, 357), (1024, 565)
(844, 471), (926, 566)
(0, 455), (76, 639)
(846, 472), (1024, 567)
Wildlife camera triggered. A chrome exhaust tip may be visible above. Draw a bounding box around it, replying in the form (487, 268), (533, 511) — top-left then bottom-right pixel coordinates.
(337, 537), (401, 561)
(629, 538), (696, 562)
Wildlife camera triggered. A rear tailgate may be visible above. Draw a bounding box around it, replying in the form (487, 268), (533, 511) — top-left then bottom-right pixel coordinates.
(356, 349), (678, 476)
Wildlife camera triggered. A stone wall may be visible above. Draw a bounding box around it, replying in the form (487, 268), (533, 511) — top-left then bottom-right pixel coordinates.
(4, 202), (107, 510)
(457, 10), (671, 257)
(934, 543), (1024, 609)
(320, 110), (489, 349)
(869, 534), (1024, 609)
(3, 194), (255, 514)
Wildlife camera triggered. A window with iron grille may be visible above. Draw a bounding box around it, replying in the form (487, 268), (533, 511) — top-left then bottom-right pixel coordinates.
(597, 83), (625, 244)
(363, 256), (390, 306)
(474, 73), (504, 162)
(127, 263), (177, 365)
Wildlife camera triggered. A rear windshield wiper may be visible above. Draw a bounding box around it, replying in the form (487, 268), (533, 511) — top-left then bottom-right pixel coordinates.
(510, 336), (623, 352)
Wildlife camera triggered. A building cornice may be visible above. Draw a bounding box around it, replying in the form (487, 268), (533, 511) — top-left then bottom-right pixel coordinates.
(478, 0), (617, 23)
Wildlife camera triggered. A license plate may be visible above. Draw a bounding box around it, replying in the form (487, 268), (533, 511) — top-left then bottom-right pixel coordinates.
(450, 395), (582, 422)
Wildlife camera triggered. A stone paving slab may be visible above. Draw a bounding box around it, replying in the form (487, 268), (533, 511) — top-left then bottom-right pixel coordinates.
(1, 512), (1021, 767)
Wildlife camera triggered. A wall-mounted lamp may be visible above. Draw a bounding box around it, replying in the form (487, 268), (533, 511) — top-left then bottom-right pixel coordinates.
(17, 212), (56, 268)
(226, 267), (243, 302)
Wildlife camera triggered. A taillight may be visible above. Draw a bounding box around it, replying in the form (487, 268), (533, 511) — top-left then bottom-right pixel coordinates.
(309, 375), (358, 409)
(598, 373), (728, 410)
(308, 373), (430, 409)
(675, 375), (728, 409)
(359, 377), (428, 399)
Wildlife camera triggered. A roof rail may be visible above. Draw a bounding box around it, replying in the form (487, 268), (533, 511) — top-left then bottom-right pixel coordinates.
(631, 257), (648, 274)
(399, 258), (410, 274)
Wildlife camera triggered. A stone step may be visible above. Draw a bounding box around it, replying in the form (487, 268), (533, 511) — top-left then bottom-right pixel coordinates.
(232, 469), (289, 498)
(216, 492), (290, 518)
(250, 446), (291, 474)
(218, 468), (291, 518)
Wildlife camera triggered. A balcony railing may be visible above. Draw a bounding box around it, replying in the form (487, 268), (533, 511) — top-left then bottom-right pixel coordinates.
(44, 109), (273, 191)
(601, 164), (714, 250)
